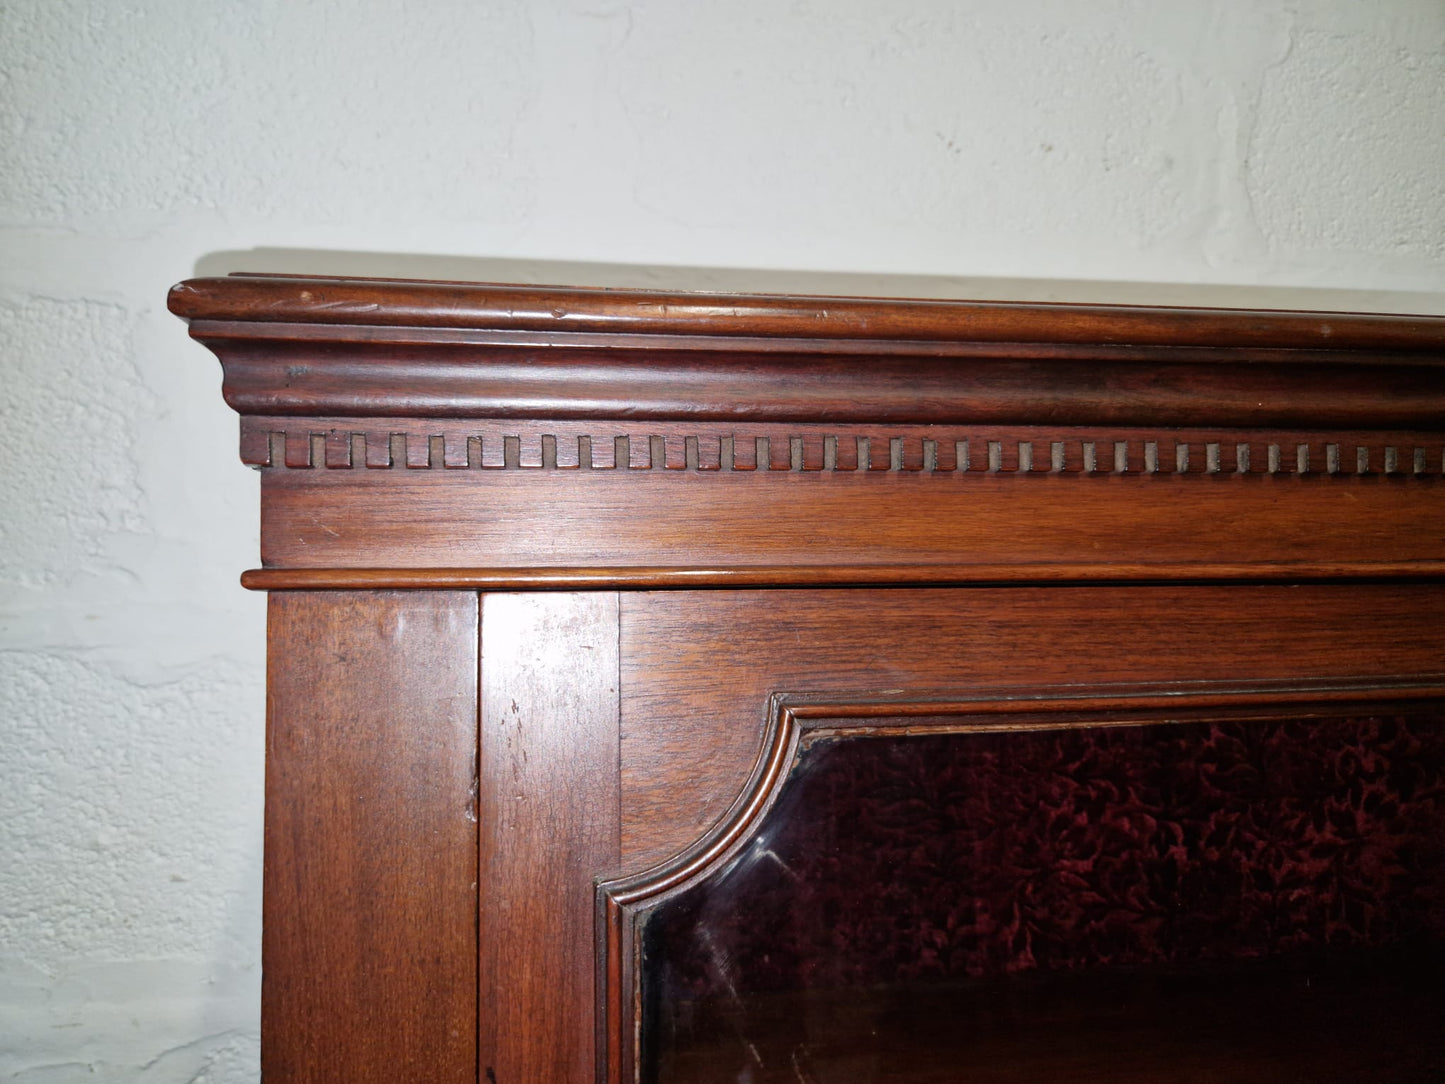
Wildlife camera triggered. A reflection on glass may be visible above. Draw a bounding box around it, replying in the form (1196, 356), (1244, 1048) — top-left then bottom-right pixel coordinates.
(641, 716), (1445, 1082)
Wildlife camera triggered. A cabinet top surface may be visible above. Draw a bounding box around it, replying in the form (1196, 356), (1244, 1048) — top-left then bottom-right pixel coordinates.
(170, 273), (1445, 354)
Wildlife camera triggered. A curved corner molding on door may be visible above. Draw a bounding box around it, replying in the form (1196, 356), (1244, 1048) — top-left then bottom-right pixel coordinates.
(592, 676), (1445, 1083)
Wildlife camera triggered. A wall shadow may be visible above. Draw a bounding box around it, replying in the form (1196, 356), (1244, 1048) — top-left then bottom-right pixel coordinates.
(192, 249), (1445, 315)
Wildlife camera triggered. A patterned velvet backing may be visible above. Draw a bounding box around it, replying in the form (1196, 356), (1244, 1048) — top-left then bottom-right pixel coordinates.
(641, 714), (1445, 1080)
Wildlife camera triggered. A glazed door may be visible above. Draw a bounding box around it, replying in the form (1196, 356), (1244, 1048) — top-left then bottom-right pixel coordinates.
(597, 586), (1441, 1082)
(625, 705), (1445, 1082)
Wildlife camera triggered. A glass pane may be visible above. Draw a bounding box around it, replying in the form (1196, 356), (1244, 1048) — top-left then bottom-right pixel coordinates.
(641, 715), (1445, 1082)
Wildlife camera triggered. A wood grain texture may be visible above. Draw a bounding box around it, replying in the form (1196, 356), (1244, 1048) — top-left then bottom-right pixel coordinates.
(169, 277), (1445, 429)
(170, 275), (1445, 350)
(188, 337), (1445, 427)
(262, 591), (478, 1082)
(180, 275), (1445, 1081)
(258, 469), (1445, 573)
(618, 585), (1445, 870)
(236, 417), (1445, 475)
(479, 592), (620, 1084)
(240, 561), (1445, 591)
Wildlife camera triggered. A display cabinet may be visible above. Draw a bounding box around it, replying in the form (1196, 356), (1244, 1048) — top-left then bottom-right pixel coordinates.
(170, 275), (1445, 1082)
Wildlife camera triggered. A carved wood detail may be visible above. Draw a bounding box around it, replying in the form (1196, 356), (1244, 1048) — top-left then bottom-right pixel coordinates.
(239, 418), (1445, 477)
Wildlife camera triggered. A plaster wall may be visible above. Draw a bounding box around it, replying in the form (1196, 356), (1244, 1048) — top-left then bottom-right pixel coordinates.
(1, 1), (1442, 1080)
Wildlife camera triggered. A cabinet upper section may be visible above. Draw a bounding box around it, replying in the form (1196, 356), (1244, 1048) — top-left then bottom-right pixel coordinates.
(170, 274), (1445, 588)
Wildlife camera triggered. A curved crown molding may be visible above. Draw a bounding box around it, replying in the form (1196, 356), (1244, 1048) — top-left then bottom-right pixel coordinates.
(170, 275), (1445, 429)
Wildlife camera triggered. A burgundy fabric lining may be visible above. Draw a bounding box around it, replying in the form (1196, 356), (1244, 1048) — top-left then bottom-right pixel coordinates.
(648, 715), (1445, 995)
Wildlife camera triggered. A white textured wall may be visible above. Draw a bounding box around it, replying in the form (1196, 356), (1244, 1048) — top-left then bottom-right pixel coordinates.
(2, 1), (1442, 1080)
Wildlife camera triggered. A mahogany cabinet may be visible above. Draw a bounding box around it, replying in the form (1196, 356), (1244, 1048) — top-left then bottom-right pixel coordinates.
(171, 276), (1445, 1082)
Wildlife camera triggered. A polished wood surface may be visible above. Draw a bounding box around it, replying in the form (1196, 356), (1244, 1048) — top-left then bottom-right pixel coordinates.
(172, 275), (1445, 1081)
(263, 591), (477, 1082)
(618, 585), (1445, 869)
(479, 593), (621, 1083)
(169, 276), (1445, 428)
(256, 470), (1445, 574)
(240, 559), (1445, 591)
(170, 274), (1445, 349)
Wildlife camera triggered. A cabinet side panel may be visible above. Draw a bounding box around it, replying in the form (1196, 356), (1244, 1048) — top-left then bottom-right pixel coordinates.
(479, 592), (622, 1083)
(263, 591), (479, 1083)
